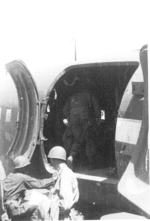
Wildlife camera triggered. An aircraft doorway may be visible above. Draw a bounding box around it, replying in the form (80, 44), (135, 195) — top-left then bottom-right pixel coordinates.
(43, 62), (139, 179)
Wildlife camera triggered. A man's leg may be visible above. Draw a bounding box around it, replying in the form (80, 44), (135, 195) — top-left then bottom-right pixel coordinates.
(66, 126), (83, 170)
(62, 128), (73, 156)
(85, 129), (97, 170)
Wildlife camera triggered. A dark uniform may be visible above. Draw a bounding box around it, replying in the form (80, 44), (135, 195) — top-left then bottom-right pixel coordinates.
(3, 172), (54, 220)
(63, 92), (101, 168)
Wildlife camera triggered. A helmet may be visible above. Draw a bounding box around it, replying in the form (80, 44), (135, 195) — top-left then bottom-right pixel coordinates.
(14, 155), (31, 169)
(48, 146), (66, 161)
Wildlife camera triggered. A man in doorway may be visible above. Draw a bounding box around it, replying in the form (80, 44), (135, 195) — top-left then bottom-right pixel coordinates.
(62, 92), (101, 170)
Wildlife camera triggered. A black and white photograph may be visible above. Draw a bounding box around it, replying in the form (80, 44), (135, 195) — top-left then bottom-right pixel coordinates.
(0, 0), (149, 220)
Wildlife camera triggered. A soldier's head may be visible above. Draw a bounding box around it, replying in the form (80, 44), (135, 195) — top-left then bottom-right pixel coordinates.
(47, 146), (66, 170)
(13, 155), (31, 173)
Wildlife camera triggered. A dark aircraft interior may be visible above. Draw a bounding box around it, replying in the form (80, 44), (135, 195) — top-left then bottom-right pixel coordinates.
(43, 62), (139, 177)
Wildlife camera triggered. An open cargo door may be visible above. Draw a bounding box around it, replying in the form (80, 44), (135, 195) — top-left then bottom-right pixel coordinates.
(118, 45), (149, 218)
(5, 60), (40, 160)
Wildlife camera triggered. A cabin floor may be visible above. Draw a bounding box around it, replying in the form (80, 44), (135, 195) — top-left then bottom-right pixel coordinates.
(72, 149), (118, 180)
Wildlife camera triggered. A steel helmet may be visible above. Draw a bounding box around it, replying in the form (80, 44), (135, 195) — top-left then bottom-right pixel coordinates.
(14, 155), (31, 169)
(48, 146), (66, 161)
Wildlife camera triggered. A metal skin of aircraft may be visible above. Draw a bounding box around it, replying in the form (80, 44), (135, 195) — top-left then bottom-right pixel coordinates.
(0, 45), (149, 219)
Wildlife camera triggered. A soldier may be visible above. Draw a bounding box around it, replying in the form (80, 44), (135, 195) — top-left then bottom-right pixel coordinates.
(47, 146), (80, 220)
(3, 155), (55, 221)
(62, 92), (101, 170)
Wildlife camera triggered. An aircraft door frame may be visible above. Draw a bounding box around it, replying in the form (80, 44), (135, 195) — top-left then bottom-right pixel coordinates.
(5, 60), (40, 160)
